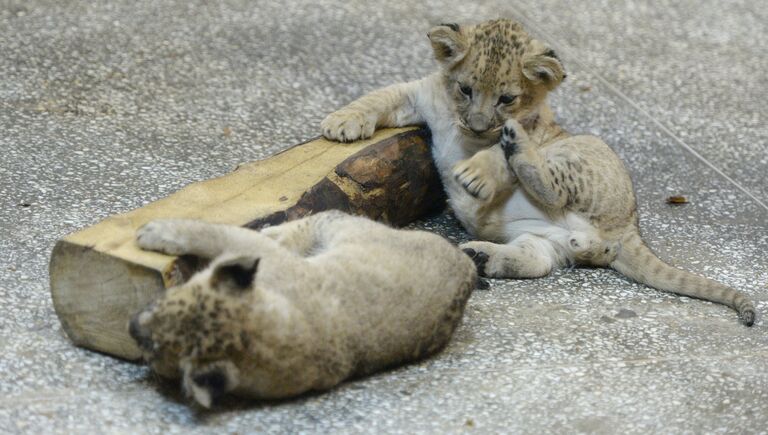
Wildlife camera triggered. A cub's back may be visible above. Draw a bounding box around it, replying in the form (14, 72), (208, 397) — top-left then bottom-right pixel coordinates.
(308, 220), (476, 371)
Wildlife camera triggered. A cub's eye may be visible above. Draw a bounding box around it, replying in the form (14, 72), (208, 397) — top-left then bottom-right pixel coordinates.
(498, 94), (516, 105)
(458, 84), (473, 98)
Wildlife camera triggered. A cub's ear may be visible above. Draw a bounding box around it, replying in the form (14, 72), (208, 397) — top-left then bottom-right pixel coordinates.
(427, 23), (468, 67)
(210, 255), (260, 291)
(182, 360), (240, 408)
(522, 40), (566, 90)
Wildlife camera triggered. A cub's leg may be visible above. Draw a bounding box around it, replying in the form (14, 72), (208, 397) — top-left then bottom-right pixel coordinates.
(566, 231), (620, 267)
(259, 218), (316, 256)
(321, 80), (425, 142)
(452, 143), (517, 202)
(136, 219), (286, 259)
(460, 234), (559, 278)
(500, 119), (571, 210)
(260, 210), (352, 256)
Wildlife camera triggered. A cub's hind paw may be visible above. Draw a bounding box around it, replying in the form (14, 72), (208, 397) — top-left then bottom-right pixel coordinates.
(568, 233), (620, 266)
(462, 247), (489, 276)
(475, 277), (491, 290)
(321, 110), (377, 142)
(500, 119), (525, 160)
(136, 220), (189, 255)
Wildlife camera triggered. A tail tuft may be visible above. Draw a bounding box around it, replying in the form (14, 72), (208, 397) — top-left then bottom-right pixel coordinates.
(740, 306), (756, 327)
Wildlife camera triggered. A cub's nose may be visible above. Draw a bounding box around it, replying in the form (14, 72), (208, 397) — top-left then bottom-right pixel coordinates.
(467, 113), (491, 134)
(129, 311), (154, 351)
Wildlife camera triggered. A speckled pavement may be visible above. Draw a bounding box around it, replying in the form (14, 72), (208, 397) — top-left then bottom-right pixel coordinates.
(1, 1), (767, 433)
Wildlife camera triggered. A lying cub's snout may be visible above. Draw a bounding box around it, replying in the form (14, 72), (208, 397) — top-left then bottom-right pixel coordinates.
(128, 310), (154, 352)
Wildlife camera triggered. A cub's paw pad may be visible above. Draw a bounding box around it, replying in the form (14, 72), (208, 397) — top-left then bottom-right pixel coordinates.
(501, 142), (518, 162)
(136, 221), (187, 255)
(500, 119), (524, 160)
(320, 111), (376, 143)
(462, 248), (489, 276)
(501, 123), (516, 141)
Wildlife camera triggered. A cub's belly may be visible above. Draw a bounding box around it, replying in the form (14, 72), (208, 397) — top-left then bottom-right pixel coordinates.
(450, 187), (555, 242)
(476, 188), (603, 253)
(498, 189), (564, 241)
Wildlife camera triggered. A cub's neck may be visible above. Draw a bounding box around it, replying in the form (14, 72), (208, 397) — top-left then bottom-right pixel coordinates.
(521, 104), (570, 148)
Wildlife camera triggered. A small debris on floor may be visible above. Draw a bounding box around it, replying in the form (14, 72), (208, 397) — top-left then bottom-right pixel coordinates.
(578, 84), (592, 92)
(666, 195), (688, 205)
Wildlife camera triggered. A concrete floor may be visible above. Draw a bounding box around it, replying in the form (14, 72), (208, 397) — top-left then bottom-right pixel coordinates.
(1, 0), (767, 433)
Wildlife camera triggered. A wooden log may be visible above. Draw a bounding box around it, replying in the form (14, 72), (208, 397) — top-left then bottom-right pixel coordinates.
(49, 127), (444, 360)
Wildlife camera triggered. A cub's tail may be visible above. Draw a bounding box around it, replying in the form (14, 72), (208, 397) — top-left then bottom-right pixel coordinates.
(610, 230), (756, 326)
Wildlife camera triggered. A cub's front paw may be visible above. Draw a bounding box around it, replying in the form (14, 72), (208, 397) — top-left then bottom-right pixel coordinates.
(452, 153), (501, 201)
(321, 110), (377, 142)
(500, 119), (527, 161)
(136, 220), (189, 256)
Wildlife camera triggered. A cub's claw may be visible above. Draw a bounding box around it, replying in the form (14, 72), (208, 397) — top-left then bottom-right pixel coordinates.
(501, 122), (517, 141)
(452, 159), (496, 201)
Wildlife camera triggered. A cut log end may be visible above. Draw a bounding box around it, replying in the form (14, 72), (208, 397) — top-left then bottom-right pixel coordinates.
(50, 240), (165, 360)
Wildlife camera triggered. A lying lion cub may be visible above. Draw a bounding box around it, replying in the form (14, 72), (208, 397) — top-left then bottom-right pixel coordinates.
(129, 210), (476, 407)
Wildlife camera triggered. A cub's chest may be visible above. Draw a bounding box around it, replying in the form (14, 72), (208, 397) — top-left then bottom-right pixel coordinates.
(430, 128), (498, 168)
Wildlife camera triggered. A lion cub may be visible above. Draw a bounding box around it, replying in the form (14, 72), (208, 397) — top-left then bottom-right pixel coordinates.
(321, 19), (756, 325)
(129, 210), (476, 407)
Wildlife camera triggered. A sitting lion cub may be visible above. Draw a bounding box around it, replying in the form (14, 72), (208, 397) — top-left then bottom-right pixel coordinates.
(320, 18), (756, 325)
(129, 210), (476, 407)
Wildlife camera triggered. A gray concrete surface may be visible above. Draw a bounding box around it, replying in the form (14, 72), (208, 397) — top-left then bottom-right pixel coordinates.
(1, 0), (767, 433)
(512, 0), (768, 207)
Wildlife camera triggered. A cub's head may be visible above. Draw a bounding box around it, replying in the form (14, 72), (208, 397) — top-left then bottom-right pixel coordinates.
(428, 19), (565, 138)
(129, 254), (260, 407)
